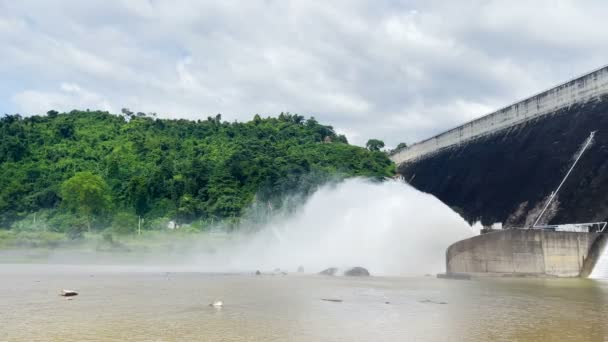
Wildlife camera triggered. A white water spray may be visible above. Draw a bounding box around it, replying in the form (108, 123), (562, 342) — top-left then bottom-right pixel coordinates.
(590, 245), (608, 279)
(198, 178), (477, 276)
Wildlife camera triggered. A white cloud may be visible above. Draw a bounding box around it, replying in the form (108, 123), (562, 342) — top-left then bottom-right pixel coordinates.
(1, 1), (607, 146)
(13, 83), (113, 115)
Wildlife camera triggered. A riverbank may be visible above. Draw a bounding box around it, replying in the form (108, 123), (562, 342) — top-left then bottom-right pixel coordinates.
(0, 230), (230, 264)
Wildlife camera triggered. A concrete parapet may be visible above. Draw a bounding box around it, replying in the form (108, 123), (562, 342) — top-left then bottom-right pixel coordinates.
(446, 230), (603, 277)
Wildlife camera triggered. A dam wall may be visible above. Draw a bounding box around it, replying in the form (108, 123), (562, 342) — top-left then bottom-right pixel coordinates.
(392, 66), (608, 164)
(446, 230), (602, 277)
(397, 87), (608, 227)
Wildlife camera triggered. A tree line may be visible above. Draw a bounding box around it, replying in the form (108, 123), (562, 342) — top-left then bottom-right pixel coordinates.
(0, 110), (394, 235)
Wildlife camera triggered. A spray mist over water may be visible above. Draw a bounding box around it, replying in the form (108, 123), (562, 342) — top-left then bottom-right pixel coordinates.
(197, 178), (477, 276)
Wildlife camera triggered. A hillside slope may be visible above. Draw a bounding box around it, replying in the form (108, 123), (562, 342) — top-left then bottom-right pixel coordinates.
(0, 110), (394, 231)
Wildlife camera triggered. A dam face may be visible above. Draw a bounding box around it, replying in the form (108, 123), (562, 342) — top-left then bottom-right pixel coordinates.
(393, 66), (608, 227)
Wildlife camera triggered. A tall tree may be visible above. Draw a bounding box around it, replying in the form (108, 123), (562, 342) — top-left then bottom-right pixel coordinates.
(366, 139), (385, 152)
(60, 172), (111, 231)
(396, 142), (408, 150)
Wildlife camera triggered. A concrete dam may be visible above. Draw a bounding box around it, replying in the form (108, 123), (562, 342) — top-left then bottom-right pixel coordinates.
(391, 66), (608, 277)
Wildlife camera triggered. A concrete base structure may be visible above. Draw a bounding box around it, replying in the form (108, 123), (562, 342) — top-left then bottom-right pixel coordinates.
(446, 230), (605, 277)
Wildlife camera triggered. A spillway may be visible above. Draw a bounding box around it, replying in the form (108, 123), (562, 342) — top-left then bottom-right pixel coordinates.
(590, 243), (608, 279)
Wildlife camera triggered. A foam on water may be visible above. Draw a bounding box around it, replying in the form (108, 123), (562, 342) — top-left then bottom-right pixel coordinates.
(200, 178), (477, 276)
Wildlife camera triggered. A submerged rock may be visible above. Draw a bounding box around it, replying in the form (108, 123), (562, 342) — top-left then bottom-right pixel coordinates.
(419, 299), (447, 305)
(319, 267), (339, 276)
(344, 267), (370, 277)
(321, 298), (343, 303)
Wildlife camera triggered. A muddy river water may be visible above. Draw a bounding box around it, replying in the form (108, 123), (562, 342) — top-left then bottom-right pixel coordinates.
(1, 264), (607, 341)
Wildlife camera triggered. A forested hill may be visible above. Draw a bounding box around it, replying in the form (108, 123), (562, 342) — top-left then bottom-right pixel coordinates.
(0, 110), (394, 232)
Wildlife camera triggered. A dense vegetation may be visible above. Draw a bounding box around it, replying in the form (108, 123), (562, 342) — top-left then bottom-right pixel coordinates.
(0, 110), (394, 237)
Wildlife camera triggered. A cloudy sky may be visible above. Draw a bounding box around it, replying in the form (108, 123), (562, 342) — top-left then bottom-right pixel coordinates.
(1, 1), (607, 146)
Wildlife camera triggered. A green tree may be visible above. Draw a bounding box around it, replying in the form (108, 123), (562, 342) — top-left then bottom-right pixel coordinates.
(396, 142), (408, 150)
(111, 211), (138, 235)
(366, 139), (385, 152)
(126, 176), (150, 216)
(60, 172), (111, 231)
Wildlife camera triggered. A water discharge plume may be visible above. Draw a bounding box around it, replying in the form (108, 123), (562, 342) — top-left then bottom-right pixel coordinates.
(201, 178), (477, 276)
(590, 244), (608, 279)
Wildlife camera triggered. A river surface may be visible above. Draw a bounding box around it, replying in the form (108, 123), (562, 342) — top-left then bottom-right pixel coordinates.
(1, 264), (608, 341)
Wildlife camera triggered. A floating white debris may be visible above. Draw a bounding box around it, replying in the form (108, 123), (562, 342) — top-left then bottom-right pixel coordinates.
(210, 300), (223, 307)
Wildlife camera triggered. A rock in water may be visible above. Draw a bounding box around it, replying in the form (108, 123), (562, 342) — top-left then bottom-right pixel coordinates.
(255, 270), (261, 275)
(344, 267), (370, 276)
(60, 290), (78, 297)
(321, 298), (343, 303)
(297, 266), (305, 273)
(319, 267), (339, 276)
